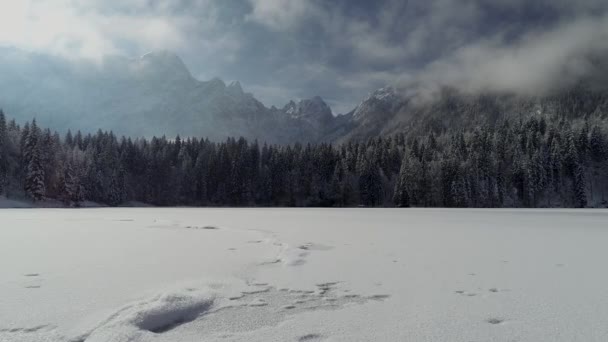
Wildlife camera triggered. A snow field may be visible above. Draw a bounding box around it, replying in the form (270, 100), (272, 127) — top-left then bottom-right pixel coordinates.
(1, 208), (608, 341)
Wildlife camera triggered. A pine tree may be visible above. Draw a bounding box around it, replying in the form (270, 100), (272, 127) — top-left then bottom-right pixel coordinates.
(358, 151), (382, 206)
(573, 161), (587, 208)
(577, 125), (590, 164)
(563, 128), (578, 175)
(106, 169), (126, 206)
(24, 120), (46, 201)
(0, 110), (7, 195)
(590, 126), (606, 162)
(61, 159), (83, 207)
(393, 150), (420, 207)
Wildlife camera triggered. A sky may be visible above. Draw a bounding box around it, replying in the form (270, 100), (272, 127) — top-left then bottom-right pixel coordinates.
(0, 0), (607, 114)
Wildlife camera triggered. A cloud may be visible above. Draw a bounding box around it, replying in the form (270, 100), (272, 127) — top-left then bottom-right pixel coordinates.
(0, 0), (227, 61)
(1, 0), (608, 112)
(245, 0), (316, 30)
(408, 12), (608, 100)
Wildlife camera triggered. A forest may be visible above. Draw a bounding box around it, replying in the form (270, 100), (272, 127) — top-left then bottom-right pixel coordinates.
(0, 109), (606, 208)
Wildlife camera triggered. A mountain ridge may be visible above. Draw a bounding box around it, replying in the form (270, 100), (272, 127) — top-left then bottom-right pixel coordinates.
(0, 48), (343, 144)
(1, 48), (607, 144)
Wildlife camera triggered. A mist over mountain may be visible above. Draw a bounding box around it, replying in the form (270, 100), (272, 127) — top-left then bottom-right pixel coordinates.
(1, 47), (608, 145)
(0, 47), (342, 144)
(340, 83), (608, 142)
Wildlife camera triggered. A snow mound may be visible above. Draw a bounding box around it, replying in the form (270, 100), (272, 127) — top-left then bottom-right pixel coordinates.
(279, 244), (309, 266)
(271, 242), (334, 267)
(76, 288), (216, 342)
(132, 294), (213, 333)
(257, 237), (330, 267)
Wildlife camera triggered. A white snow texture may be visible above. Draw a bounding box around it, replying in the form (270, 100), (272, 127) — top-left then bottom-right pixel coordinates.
(1, 208), (608, 342)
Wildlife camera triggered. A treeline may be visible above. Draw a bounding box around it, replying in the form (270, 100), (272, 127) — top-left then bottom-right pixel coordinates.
(0, 109), (607, 207)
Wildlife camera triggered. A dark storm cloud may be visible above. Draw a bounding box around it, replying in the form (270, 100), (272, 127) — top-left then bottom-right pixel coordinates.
(237, 0), (608, 111)
(2, 0), (608, 113)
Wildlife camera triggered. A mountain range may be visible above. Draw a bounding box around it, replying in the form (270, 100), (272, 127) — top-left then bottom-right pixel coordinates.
(1, 48), (607, 143)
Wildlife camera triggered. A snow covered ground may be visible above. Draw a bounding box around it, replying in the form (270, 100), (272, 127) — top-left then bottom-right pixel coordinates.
(1, 208), (608, 342)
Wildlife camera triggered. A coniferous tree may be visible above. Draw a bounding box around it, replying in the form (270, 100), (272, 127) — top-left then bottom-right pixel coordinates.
(590, 126), (606, 162)
(0, 111), (606, 208)
(24, 120), (46, 201)
(393, 150), (420, 207)
(61, 159), (83, 207)
(0, 110), (7, 195)
(573, 161), (587, 208)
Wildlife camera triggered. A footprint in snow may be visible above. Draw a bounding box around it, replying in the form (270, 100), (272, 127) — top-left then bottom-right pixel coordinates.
(486, 318), (505, 325)
(316, 282), (339, 296)
(298, 243), (334, 251)
(368, 294), (390, 301)
(297, 333), (325, 341)
(184, 225), (220, 230)
(248, 298), (268, 307)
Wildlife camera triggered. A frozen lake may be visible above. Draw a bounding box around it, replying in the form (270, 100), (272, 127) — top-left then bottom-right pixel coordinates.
(1, 208), (608, 342)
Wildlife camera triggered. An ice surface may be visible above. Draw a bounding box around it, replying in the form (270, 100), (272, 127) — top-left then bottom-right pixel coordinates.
(1, 208), (608, 341)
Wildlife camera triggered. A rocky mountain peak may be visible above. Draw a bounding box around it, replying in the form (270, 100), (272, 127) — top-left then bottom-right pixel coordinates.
(352, 87), (399, 121)
(227, 81), (244, 95)
(135, 50), (193, 82)
(286, 96), (332, 120)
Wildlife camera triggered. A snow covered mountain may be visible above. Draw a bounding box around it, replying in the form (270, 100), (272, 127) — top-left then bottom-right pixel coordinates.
(1, 48), (607, 144)
(338, 83), (608, 142)
(284, 96), (333, 129)
(0, 48), (339, 144)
